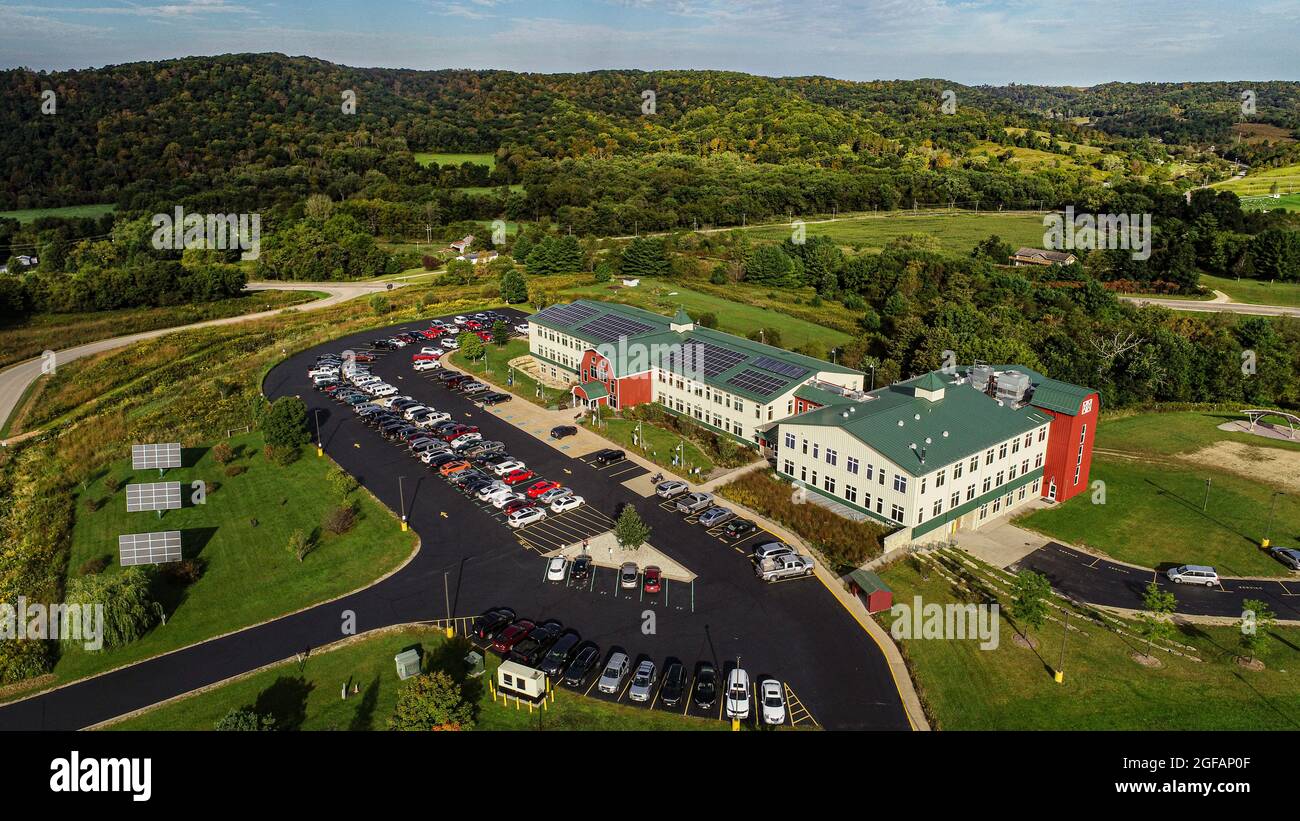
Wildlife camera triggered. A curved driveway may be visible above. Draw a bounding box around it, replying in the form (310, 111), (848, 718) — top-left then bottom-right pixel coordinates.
(0, 319), (909, 731)
(1120, 292), (1300, 319)
(0, 281), (401, 442)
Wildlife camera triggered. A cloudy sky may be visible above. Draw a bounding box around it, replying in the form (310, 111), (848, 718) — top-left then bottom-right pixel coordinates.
(2, 0), (1297, 85)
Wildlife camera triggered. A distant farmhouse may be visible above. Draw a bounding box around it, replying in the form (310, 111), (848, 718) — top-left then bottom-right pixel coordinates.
(457, 250), (499, 265)
(449, 235), (474, 254)
(1011, 247), (1077, 266)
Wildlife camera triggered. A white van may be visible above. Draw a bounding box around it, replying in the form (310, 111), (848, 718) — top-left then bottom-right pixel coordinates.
(1166, 565), (1219, 587)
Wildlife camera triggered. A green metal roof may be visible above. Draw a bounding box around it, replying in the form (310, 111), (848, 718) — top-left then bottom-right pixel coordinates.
(529, 299), (861, 404)
(848, 569), (892, 594)
(672, 306), (692, 325)
(795, 382), (857, 408)
(986, 365), (1097, 415)
(576, 381), (608, 400)
(781, 370), (1052, 477)
(912, 371), (947, 392)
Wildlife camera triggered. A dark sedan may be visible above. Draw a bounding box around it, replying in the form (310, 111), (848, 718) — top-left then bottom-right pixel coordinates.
(471, 608), (515, 640)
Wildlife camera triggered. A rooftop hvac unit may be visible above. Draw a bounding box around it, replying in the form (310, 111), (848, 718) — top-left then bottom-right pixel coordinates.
(995, 371), (1032, 404)
(969, 365), (994, 394)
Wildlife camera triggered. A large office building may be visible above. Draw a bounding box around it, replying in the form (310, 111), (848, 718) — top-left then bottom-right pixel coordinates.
(527, 300), (1098, 541)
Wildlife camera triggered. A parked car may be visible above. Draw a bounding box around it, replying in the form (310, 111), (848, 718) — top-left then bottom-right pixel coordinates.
(537, 486), (572, 505)
(619, 562), (638, 589)
(723, 518), (757, 539)
(570, 553), (593, 583)
(526, 480), (561, 499)
(659, 662), (687, 707)
(550, 494), (584, 513)
(760, 679), (787, 725)
(643, 566), (663, 594)
(503, 498), (535, 515)
(753, 541), (794, 562)
(725, 668), (751, 719)
(597, 652), (630, 694)
(490, 491), (524, 509)
(628, 659), (657, 702)
(471, 608), (515, 640)
(655, 480), (689, 499)
(538, 632), (582, 678)
(439, 460), (472, 477)
(676, 492), (714, 514)
(1268, 546), (1300, 571)
(491, 619), (536, 654)
(694, 663), (718, 709)
(1166, 564), (1219, 586)
(492, 459), (526, 476)
(414, 360), (441, 372)
(504, 468), (536, 485)
(697, 506), (736, 528)
(481, 392), (512, 405)
(755, 552), (814, 582)
(546, 556), (567, 581)
(550, 425), (578, 439)
(591, 448), (625, 467)
(563, 645), (601, 687)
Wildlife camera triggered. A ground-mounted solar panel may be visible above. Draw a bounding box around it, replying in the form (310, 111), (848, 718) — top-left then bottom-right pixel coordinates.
(118, 531), (182, 566)
(131, 442), (182, 470)
(535, 303), (599, 327)
(576, 314), (656, 342)
(725, 368), (789, 398)
(751, 355), (809, 380)
(125, 481), (183, 512)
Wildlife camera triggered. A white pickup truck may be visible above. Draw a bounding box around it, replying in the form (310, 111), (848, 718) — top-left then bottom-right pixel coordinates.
(755, 553), (814, 582)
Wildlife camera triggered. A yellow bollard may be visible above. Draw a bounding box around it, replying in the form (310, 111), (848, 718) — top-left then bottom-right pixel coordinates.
(1053, 669), (1064, 683)
(731, 718), (740, 731)
(401, 520), (408, 532)
(1261, 537), (1271, 549)
(316, 446), (323, 457)
(445, 626), (454, 639)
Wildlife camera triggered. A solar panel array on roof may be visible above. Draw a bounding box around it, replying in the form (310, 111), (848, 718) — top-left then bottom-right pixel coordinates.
(131, 443), (182, 470)
(725, 368), (789, 398)
(751, 355), (809, 379)
(577, 314), (655, 342)
(536, 303), (600, 326)
(118, 531), (182, 566)
(125, 481), (183, 512)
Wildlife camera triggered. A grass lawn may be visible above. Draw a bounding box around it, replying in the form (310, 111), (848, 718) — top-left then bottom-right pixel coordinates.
(10, 433), (418, 700)
(582, 415), (715, 475)
(0, 290), (321, 371)
(560, 277), (851, 353)
(413, 152), (495, 169)
(455, 185), (524, 195)
(1202, 273), (1300, 307)
(1018, 411), (1300, 577)
(877, 557), (1300, 730)
(451, 339), (571, 407)
(0, 203), (116, 222)
(106, 627), (723, 731)
(1211, 162), (1300, 196)
(740, 210), (1050, 255)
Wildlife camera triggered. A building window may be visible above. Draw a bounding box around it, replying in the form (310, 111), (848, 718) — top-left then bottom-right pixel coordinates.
(1008, 464), (1017, 480)
(847, 456), (859, 475)
(783, 460), (794, 475)
(950, 491), (960, 509)
(845, 484), (857, 504)
(932, 499), (943, 517)
(1018, 486), (1027, 501)
(1021, 459), (1030, 474)
(810, 471), (818, 487)
(999, 443), (1008, 459)
(890, 504), (904, 523)
(1033, 478), (1041, 494)
(920, 477), (927, 494)
(784, 432), (795, 449)
(1073, 466), (1081, 485)
(824, 476), (835, 494)
(865, 464), (874, 480)
(993, 497), (1002, 513)
(826, 448), (837, 466)
(978, 504), (988, 521)
(1080, 423), (1088, 444)
(801, 439), (808, 455)
(786, 399), (793, 415)
(875, 497), (884, 515)
(1011, 439), (1020, 454)
(1024, 433), (1032, 448)
(1038, 427), (1047, 442)
(936, 469), (946, 487)
(966, 483), (976, 501)
(985, 449), (995, 465)
(736, 400), (744, 413)
(1035, 453), (1043, 469)
(969, 457), (979, 473)
(893, 474), (907, 493)
(878, 470), (886, 486)
(953, 462), (963, 480)
(812, 443), (820, 459)
(800, 466), (807, 482)
(996, 470), (1005, 486)
(982, 477), (992, 493)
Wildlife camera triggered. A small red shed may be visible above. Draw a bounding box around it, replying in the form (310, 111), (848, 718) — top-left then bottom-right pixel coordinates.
(848, 569), (894, 614)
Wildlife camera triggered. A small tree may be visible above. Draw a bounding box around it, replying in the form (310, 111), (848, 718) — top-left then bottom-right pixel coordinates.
(500, 270), (528, 303)
(491, 320), (510, 346)
(458, 331), (485, 361)
(614, 505), (652, 553)
(1138, 581), (1177, 660)
(327, 465), (358, 497)
(1010, 569), (1051, 633)
(216, 707), (276, 731)
(263, 396), (310, 448)
(1239, 598), (1276, 662)
(288, 529), (312, 562)
(369, 294), (392, 315)
(389, 671), (475, 731)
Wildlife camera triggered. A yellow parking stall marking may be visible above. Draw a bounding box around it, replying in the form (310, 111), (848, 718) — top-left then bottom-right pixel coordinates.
(783, 683), (818, 728)
(582, 676), (600, 697)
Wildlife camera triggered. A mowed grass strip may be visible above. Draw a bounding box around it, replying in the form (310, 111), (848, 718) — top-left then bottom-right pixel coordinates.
(877, 560), (1300, 730)
(0, 203), (116, 222)
(106, 627), (723, 731)
(45, 433), (417, 688)
(740, 210), (1050, 254)
(1094, 410), (1300, 457)
(413, 152), (495, 169)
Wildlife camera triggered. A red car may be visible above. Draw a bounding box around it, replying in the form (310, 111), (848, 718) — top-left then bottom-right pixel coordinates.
(643, 566), (663, 594)
(353, 352), (375, 362)
(526, 480), (560, 499)
(504, 468), (536, 485)
(465, 320), (482, 330)
(412, 353), (438, 362)
(424, 327), (445, 338)
(504, 498), (535, 514)
(491, 619), (535, 653)
(440, 425), (479, 442)
(476, 331), (492, 342)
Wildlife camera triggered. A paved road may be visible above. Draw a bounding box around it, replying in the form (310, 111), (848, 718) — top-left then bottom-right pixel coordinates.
(0, 281), (401, 441)
(0, 315), (909, 731)
(1120, 293), (1300, 319)
(1017, 543), (1300, 620)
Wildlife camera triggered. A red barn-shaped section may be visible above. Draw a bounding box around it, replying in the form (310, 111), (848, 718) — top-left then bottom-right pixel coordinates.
(1031, 389), (1098, 504)
(572, 349), (653, 410)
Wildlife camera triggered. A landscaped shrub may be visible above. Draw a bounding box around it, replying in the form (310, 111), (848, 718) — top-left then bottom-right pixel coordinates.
(389, 671), (475, 731)
(263, 443), (300, 467)
(323, 504), (357, 535)
(215, 707), (277, 731)
(623, 404), (752, 468)
(224, 464), (246, 477)
(212, 442), (234, 464)
(327, 465), (358, 497)
(287, 529), (312, 562)
(717, 470), (887, 570)
(102, 474), (122, 493)
(81, 496), (103, 513)
(78, 556), (109, 576)
(161, 558), (205, 586)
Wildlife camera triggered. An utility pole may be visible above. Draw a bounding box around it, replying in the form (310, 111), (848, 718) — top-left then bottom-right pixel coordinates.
(1264, 491), (1285, 548)
(398, 475), (408, 531)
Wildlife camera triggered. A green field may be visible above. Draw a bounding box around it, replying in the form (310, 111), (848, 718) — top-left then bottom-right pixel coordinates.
(414, 152), (496, 169)
(1239, 193), (1300, 213)
(107, 626), (723, 731)
(1211, 162), (1300, 196)
(740, 210), (1049, 255)
(0, 203), (116, 223)
(560, 277), (852, 354)
(1203, 274), (1300, 307)
(878, 555), (1300, 730)
(456, 184), (524, 195)
(1019, 411), (1300, 577)
(451, 338), (571, 407)
(5, 433), (418, 700)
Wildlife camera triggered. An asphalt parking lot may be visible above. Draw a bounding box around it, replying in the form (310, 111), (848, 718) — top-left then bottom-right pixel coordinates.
(0, 311), (908, 731)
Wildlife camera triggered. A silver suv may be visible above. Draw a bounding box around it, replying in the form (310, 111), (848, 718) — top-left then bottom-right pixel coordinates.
(598, 652), (630, 694)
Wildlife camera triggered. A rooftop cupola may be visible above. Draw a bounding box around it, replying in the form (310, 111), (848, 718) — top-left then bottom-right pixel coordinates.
(670, 307), (694, 333)
(912, 371), (947, 402)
